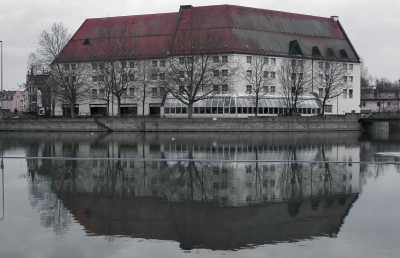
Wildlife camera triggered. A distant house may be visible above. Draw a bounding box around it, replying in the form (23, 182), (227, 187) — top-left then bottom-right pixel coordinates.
(361, 88), (400, 114)
(1, 90), (28, 114)
(25, 69), (51, 115)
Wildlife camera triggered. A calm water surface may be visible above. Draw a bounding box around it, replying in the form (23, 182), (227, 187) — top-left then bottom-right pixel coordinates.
(0, 131), (399, 258)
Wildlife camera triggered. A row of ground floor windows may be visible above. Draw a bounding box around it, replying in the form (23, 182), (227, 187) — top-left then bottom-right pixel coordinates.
(165, 107), (320, 115)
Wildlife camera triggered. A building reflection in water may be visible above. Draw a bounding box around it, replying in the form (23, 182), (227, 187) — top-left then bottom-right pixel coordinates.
(22, 132), (360, 250)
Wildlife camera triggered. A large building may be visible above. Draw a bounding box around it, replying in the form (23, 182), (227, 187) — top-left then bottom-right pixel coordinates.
(54, 5), (361, 117)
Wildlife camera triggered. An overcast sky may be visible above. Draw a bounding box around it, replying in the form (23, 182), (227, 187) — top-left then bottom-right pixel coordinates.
(0, 0), (399, 90)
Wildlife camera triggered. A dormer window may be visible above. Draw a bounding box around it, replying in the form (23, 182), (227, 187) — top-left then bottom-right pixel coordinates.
(289, 40), (303, 56)
(312, 46), (322, 58)
(83, 38), (90, 45)
(327, 48), (336, 58)
(340, 49), (349, 59)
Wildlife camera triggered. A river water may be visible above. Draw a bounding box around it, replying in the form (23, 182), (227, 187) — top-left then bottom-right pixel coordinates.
(0, 131), (399, 258)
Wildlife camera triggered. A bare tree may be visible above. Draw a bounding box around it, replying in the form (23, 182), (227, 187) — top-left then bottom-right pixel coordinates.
(159, 13), (238, 118)
(314, 60), (349, 115)
(360, 59), (373, 88)
(91, 18), (138, 117)
(277, 58), (312, 115)
(28, 23), (72, 116)
(134, 60), (157, 116)
(241, 55), (275, 116)
(50, 61), (91, 118)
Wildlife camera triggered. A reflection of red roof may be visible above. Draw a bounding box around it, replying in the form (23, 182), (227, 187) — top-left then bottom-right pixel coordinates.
(57, 5), (359, 62)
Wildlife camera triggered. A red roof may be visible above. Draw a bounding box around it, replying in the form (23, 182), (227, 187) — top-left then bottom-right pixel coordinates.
(56, 5), (359, 62)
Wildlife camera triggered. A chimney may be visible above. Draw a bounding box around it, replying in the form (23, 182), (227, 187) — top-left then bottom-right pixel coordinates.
(330, 16), (339, 22)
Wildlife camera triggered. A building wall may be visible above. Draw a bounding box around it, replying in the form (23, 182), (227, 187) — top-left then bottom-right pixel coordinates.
(52, 54), (360, 117)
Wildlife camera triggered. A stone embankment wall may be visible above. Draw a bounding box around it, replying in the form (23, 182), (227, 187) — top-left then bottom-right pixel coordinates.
(0, 114), (362, 132)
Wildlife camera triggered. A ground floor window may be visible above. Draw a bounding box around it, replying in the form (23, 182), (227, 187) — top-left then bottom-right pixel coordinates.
(325, 105), (332, 113)
(120, 106), (137, 116)
(90, 106), (107, 116)
(62, 105), (79, 117)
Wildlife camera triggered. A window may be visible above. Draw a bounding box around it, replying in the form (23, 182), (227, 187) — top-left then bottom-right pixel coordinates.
(325, 105), (332, 113)
(325, 62), (330, 70)
(222, 85), (228, 93)
(92, 76), (97, 82)
(129, 74), (135, 81)
(99, 75), (104, 82)
(159, 87), (165, 96)
(349, 64), (353, 70)
(263, 86), (269, 92)
(246, 85), (252, 93)
(159, 73), (165, 80)
(349, 76), (353, 82)
(319, 74), (324, 80)
(292, 60), (297, 68)
(129, 88), (134, 97)
(246, 70), (252, 77)
(99, 89), (104, 98)
(122, 75), (128, 82)
(99, 63), (104, 70)
(121, 62), (127, 68)
(343, 89), (348, 99)
(387, 102), (391, 107)
(71, 76), (76, 83)
(325, 75), (330, 81)
(213, 56), (220, 63)
(319, 88), (324, 97)
(349, 89), (353, 99)
(71, 64), (76, 70)
(213, 70), (219, 77)
(92, 63), (97, 70)
(160, 60), (165, 67)
(298, 73), (303, 81)
(213, 85), (219, 92)
(151, 73), (157, 80)
(152, 60), (157, 67)
(270, 86), (276, 93)
(64, 64), (70, 70)
(92, 89), (97, 98)
(263, 57), (269, 65)
(246, 56), (252, 63)
(319, 62), (323, 69)
(222, 70), (228, 77)
(343, 76), (348, 83)
(270, 72), (276, 79)
(152, 88), (158, 97)
(271, 58), (276, 65)
(179, 71), (185, 78)
(64, 76), (69, 83)
(129, 61), (135, 68)
(179, 57), (185, 64)
(291, 73), (296, 81)
(222, 56), (228, 63)
(263, 71), (269, 78)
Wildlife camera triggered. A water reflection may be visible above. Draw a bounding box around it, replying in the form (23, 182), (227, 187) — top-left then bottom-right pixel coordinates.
(19, 132), (361, 250)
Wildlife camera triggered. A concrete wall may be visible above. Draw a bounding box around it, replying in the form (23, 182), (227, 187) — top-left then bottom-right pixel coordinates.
(0, 114), (362, 132)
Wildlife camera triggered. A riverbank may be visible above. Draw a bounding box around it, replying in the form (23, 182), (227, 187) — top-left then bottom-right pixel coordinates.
(0, 113), (362, 132)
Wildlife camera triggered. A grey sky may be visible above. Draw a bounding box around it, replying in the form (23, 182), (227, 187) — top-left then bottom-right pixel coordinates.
(0, 0), (399, 90)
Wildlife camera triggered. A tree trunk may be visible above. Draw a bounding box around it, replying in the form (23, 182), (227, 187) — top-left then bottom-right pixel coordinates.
(187, 101), (193, 118)
(70, 103), (75, 118)
(117, 97), (121, 117)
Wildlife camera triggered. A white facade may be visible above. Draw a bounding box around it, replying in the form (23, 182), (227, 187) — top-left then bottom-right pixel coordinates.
(53, 53), (360, 117)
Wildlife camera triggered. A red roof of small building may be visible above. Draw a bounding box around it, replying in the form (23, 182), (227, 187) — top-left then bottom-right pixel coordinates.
(56, 5), (360, 62)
